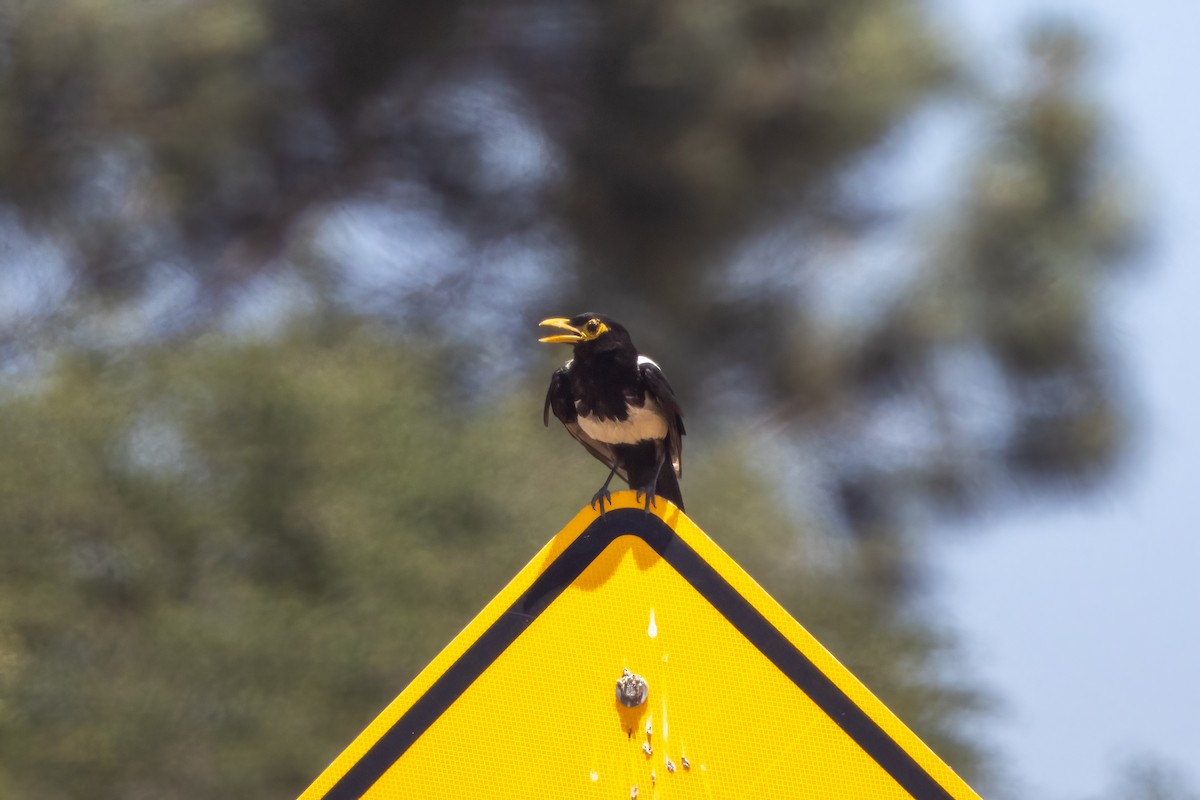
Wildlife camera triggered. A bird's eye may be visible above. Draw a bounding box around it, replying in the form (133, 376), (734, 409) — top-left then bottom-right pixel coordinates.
(585, 319), (601, 336)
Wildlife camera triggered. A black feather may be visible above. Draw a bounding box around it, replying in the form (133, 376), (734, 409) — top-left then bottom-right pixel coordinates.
(542, 314), (685, 512)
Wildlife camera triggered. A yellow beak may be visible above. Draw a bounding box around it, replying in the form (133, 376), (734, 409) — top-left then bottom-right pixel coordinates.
(538, 317), (583, 344)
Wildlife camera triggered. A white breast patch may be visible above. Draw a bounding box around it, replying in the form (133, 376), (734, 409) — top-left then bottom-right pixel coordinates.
(576, 396), (667, 444)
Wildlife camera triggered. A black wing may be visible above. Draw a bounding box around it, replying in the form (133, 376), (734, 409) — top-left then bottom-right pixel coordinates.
(544, 364), (630, 483)
(638, 359), (685, 478)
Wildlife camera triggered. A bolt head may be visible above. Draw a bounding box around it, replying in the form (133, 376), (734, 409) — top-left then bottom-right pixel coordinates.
(615, 668), (648, 708)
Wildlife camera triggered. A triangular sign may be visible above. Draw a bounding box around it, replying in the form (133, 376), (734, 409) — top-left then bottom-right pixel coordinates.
(300, 493), (982, 799)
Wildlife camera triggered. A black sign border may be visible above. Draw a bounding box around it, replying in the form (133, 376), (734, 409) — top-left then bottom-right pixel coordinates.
(319, 508), (957, 800)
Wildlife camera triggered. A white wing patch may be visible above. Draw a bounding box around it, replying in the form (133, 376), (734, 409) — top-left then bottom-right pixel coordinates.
(576, 396), (668, 444)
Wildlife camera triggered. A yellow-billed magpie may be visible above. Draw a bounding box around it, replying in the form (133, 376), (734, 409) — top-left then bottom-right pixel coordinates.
(540, 314), (685, 514)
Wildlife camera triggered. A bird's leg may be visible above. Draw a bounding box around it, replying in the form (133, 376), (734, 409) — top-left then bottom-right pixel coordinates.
(591, 463), (620, 517)
(635, 449), (667, 515)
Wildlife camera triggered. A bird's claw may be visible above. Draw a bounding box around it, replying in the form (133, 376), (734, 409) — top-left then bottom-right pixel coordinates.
(635, 485), (657, 515)
(591, 488), (613, 517)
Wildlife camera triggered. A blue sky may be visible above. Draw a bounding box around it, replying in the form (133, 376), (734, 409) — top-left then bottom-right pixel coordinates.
(930, 1), (1200, 796)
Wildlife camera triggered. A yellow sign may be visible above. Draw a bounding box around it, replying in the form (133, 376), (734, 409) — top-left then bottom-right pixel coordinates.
(300, 493), (981, 800)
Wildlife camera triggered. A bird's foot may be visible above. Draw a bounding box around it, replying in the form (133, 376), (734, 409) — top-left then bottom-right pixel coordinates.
(635, 484), (658, 515)
(591, 487), (613, 517)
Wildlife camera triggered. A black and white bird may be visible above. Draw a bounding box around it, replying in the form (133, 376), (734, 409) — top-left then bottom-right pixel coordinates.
(539, 313), (685, 514)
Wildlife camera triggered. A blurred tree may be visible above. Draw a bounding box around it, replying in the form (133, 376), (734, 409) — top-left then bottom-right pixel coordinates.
(0, 0), (1141, 797)
(1096, 756), (1200, 800)
(0, 1), (1137, 541)
(0, 324), (987, 797)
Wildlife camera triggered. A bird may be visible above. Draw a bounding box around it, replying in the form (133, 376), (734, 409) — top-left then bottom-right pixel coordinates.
(539, 313), (685, 514)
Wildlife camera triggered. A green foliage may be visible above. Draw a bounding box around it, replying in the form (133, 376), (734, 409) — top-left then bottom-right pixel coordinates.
(0, 0), (1137, 540)
(0, 323), (987, 797)
(0, 1), (1146, 796)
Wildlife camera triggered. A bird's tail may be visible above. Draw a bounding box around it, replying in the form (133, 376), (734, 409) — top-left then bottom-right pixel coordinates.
(654, 464), (684, 512)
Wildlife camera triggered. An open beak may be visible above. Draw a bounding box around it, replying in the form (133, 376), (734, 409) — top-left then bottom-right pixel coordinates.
(538, 317), (583, 344)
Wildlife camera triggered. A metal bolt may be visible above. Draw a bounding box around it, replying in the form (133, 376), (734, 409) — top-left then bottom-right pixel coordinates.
(681, 755), (691, 770)
(642, 742), (653, 757)
(615, 668), (648, 708)
(665, 758), (676, 773)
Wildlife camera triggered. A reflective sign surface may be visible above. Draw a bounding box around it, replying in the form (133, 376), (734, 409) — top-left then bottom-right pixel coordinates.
(300, 493), (981, 800)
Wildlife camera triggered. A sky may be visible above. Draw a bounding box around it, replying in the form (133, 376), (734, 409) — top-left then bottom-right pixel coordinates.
(928, 1), (1200, 797)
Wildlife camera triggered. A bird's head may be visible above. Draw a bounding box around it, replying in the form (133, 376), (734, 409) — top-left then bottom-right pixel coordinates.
(539, 313), (633, 355)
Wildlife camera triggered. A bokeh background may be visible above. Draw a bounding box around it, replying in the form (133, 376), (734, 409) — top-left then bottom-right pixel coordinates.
(0, 1), (1193, 798)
